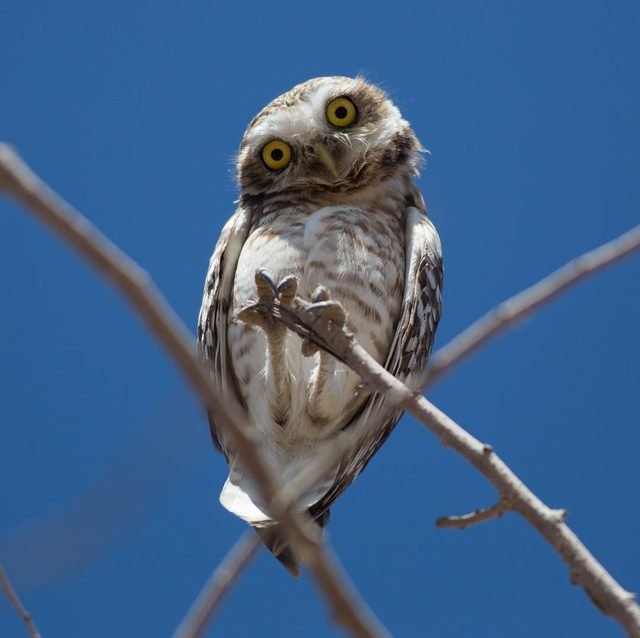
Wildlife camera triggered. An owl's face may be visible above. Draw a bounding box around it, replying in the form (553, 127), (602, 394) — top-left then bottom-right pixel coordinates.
(236, 76), (423, 198)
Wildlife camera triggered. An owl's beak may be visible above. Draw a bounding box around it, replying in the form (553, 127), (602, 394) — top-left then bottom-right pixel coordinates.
(312, 142), (340, 179)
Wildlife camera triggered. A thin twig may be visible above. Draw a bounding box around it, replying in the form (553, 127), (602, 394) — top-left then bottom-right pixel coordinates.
(0, 563), (42, 638)
(423, 225), (640, 388)
(258, 286), (640, 637)
(173, 532), (261, 638)
(0, 144), (388, 638)
(435, 500), (509, 530)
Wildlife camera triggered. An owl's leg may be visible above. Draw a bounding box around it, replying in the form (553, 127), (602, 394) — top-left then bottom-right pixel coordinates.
(302, 287), (339, 422)
(264, 326), (290, 425)
(237, 271), (296, 425)
(308, 355), (336, 421)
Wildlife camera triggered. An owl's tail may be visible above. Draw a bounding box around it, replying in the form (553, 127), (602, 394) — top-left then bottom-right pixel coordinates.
(220, 456), (336, 576)
(254, 510), (331, 578)
(255, 525), (302, 577)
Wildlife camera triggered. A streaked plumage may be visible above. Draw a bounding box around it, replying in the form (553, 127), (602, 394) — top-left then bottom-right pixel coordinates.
(197, 76), (443, 575)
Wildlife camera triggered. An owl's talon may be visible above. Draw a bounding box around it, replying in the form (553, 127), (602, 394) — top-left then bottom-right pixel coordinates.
(311, 286), (330, 303)
(255, 270), (277, 302)
(307, 300), (347, 328)
(277, 275), (298, 306)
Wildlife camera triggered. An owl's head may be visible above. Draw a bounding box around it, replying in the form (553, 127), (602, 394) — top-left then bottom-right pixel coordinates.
(236, 76), (423, 199)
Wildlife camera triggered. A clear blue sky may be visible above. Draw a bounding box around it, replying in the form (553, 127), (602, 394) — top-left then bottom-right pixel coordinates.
(1, 1), (639, 636)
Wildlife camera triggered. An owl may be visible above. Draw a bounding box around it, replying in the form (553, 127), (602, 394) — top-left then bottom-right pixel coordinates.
(197, 76), (443, 576)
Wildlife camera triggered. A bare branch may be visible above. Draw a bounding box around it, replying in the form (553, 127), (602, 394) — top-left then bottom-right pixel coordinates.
(0, 563), (42, 638)
(173, 532), (261, 638)
(423, 225), (640, 388)
(436, 500), (510, 530)
(254, 283), (640, 637)
(0, 144), (388, 638)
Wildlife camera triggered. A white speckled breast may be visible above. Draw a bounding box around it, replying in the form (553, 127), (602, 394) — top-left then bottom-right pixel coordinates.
(228, 205), (405, 447)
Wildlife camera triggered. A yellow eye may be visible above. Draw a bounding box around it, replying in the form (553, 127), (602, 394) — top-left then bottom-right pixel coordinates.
(261, 140), (292, 170)
(326, 97), (357, 127)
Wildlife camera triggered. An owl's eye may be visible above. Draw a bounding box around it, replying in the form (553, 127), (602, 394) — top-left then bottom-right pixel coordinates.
(261, 140), (292, 170)
(326, 97), (357, 127)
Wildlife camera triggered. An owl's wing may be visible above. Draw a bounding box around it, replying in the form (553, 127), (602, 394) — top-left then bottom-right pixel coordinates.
(197, 206), (253, 459)
(309, 205), (443, 520)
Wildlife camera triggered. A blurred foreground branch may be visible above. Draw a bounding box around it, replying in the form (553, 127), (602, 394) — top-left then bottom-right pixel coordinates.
(0, 564), (41, 638)
(248, 262), (640, 637)
(173, 532), (261, 638)
(0, 144), (387, 638)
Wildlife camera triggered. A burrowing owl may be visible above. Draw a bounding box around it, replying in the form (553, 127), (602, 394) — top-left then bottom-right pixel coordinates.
(197, 76), (443, 575)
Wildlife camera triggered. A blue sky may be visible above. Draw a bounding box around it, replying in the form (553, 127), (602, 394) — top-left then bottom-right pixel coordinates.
(1, 1), (639, 636)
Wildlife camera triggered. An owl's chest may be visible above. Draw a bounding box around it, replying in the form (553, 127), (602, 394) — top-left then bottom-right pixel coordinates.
(229, 205), (405, 440)
(232, 206), (405, 314)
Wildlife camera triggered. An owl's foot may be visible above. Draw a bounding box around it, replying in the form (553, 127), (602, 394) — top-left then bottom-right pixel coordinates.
(237, 270), (297, 425)
(237, 270), (298, 331)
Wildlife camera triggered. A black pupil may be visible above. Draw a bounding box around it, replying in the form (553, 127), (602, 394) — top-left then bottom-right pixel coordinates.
(271, 148), (284, 161)
(335, 106), (348, 120)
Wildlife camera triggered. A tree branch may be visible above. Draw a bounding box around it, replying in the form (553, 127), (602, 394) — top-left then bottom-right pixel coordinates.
(423, 225), (640, 388)
(173, 531), (261, 638)
(0, 563), (42, 638)
(252, 279), (640, 637)
(0, 144), (388, 638)
(435, 499), (510, 530)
